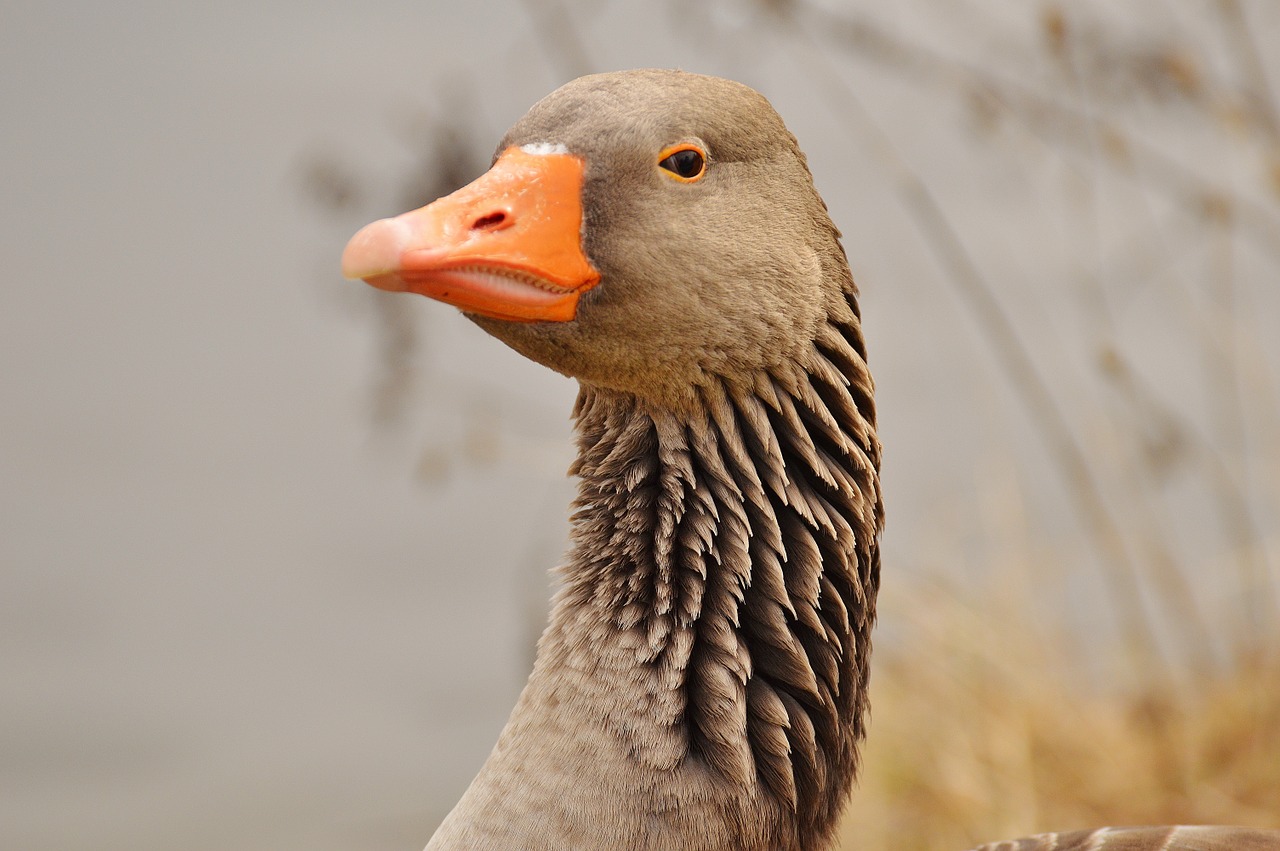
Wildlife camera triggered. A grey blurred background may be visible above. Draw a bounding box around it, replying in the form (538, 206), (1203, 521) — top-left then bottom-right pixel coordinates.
(2, 2), (1277, 849)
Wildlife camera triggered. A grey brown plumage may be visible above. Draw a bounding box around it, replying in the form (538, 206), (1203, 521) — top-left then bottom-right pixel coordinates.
(342, 69), (1280, 851)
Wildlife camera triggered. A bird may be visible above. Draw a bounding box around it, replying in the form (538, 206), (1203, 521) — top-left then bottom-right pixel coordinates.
(342, 69), (1280, 851)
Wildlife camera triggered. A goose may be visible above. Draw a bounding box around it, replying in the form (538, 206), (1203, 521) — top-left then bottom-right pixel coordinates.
(341, 69), (1280, 851)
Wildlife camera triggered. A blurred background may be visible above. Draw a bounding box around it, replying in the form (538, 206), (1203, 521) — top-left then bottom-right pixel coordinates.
(2, 1), (1277, 849)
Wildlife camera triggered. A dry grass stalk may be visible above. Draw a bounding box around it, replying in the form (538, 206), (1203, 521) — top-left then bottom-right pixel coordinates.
(837, 576), (1280, 850)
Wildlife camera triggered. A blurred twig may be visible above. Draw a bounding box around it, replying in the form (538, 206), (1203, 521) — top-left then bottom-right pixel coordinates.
(1205, 204), (1277, 661)
(794, 3), (1280, 262)
(1048, 6), (1217, 682)
(1215, 0), (1280, 144)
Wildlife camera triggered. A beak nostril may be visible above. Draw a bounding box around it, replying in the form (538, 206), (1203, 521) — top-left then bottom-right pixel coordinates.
(471, 211), (509, 231)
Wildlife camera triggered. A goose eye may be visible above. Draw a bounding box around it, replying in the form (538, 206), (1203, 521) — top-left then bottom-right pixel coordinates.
(658, 145), (707, 182)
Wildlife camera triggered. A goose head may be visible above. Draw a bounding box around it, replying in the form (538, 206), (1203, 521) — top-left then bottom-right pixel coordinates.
(342, 69), (852, 410)
(342, 70), (878, 851)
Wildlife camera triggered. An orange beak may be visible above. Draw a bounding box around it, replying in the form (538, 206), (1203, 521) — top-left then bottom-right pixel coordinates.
(341, 146), (601, 323)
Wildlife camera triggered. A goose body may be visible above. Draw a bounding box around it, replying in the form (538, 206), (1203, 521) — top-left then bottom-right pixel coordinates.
(342, 70), (1279, 851)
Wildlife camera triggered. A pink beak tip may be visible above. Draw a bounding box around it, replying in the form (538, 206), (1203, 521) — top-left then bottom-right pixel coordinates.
(341, 217), (409, 281)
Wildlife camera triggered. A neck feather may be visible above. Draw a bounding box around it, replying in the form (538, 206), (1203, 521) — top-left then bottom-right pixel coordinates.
(546, 305), (882, 845)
